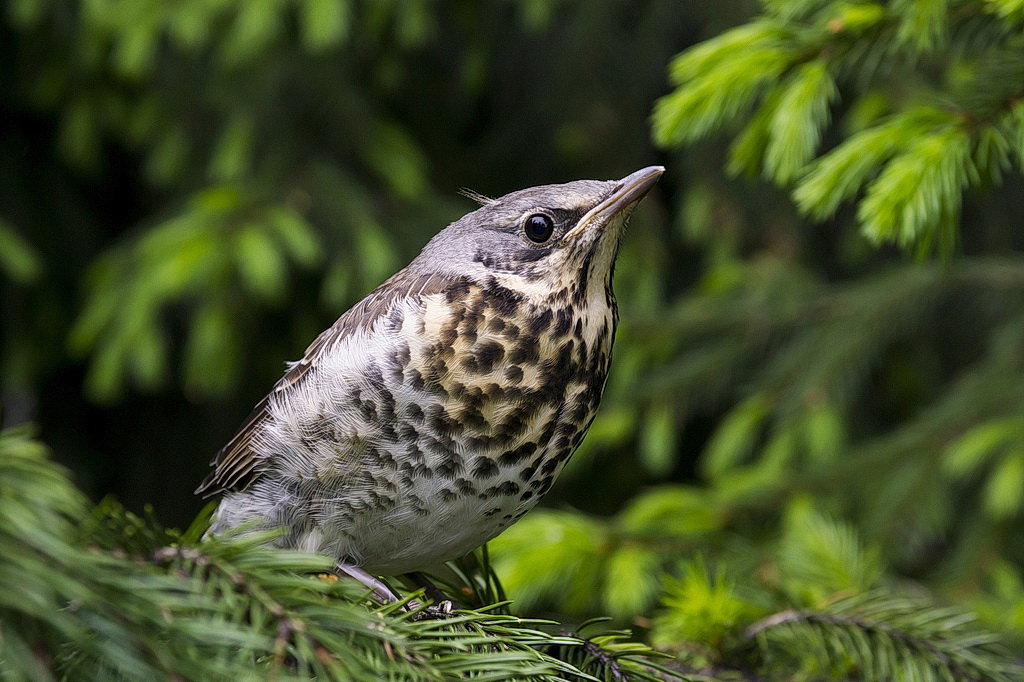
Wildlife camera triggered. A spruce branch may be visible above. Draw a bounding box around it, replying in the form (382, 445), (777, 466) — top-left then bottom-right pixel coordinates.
(0, 426), (675, 681)
(654, 1), (1024, 255)
(741, 592), (1023, 682)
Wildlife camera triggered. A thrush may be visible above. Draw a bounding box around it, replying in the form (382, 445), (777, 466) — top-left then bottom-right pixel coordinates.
(197, 166), (664, 589)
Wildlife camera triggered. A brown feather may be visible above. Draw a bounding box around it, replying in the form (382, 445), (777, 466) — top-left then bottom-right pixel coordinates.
(195, 270), (469, 497)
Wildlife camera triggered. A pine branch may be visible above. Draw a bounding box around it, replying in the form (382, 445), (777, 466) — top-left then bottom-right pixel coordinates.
(742, 592), (1023, 682)
(0, 426), (677, 681)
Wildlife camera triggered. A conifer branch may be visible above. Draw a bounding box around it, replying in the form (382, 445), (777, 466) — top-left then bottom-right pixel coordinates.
(741, 593), (1022, 682)
(653, 1), (1024, 255)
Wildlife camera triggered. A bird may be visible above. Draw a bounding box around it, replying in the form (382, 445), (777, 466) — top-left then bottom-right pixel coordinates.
(196, 166), (664, 597)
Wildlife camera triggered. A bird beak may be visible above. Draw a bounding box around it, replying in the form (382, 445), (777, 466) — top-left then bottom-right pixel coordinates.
(561, 166), (665, 245)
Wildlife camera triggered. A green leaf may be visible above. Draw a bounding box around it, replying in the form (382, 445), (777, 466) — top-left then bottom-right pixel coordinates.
(975, 125), (1013, 184)
(617, 486), (723, 538)
(128, 324), (168, 390)
(267, 206), (323, 268)
(1001, 99), (1024, 172)
(858, 123), (973, 249)
(489, 511), (606, 613)
(727, 88), (781, 178)
(0, 218), (43, 283)
(827, 2), (887, 33)
(602, 545), (663, 617)
(801, 402), (844, 463)
(300, 0), (350, 50)
(985, 0), (1024, 19)
(651, 557), (760, 650)
(112, 11), (160, 78)
(223, 0), (282, 67)
(794, 107), (952, 220)
(983, 454), (1024, 519)
(233, 225), (288, 301)
(361, 121), (428, 198)
(392, 0), (435, 46)
(665, 22), (784, 85)
(763, 60), (836, 185)
(83, 330), (128, 402)
(638, 400), (679, 476)
(653, 23), (792, 147)
(761, 424), (800, 472)
(208, 115), (255, 182)
(67, 257), (121, 355)
(167, 0), (213, 48)
(778, 500), (884, 605)
(944, 420), (1019, 477)
(701, 393), (771, 478)
(893, 0), (949, 51)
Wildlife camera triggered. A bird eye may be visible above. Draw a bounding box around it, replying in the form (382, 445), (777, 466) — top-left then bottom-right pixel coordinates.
(523, 214), (554, 243)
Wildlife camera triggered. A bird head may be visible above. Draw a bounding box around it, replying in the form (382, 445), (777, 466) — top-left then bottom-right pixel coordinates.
(413, 166), (664, 303)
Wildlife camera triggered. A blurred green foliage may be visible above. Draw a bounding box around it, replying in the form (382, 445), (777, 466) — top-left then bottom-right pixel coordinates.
(3, 0), (1024, 679)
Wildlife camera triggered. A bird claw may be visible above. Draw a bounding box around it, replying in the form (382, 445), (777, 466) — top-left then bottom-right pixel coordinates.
(334, 563), (456, 618)
(408, 599), (455, 620)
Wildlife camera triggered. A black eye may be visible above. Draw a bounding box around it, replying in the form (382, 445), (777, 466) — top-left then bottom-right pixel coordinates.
(524, 214), (554, 243)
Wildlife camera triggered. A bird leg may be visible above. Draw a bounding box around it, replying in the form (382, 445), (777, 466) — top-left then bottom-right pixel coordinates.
(333, 564), (452, 617)
(334, 562), (401, 603)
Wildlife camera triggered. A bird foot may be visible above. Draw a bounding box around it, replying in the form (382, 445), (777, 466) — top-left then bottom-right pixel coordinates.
(333, 563), (455, 618)
(334, 562), (402, 603)
(407, 598), (455, 620)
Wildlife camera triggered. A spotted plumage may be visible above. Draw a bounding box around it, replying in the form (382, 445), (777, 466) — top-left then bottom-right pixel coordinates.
(198, 167), (664, 575)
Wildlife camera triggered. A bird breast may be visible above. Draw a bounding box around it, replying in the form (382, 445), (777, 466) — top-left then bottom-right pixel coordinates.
(233, 278), (616, 572)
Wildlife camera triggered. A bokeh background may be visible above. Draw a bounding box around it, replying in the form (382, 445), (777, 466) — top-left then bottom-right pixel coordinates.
(3, 0), (1024, 642)
(1, 0), (709, 525)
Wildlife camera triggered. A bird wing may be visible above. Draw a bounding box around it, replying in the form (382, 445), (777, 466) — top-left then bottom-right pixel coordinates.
(195, 270), (457, 497)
